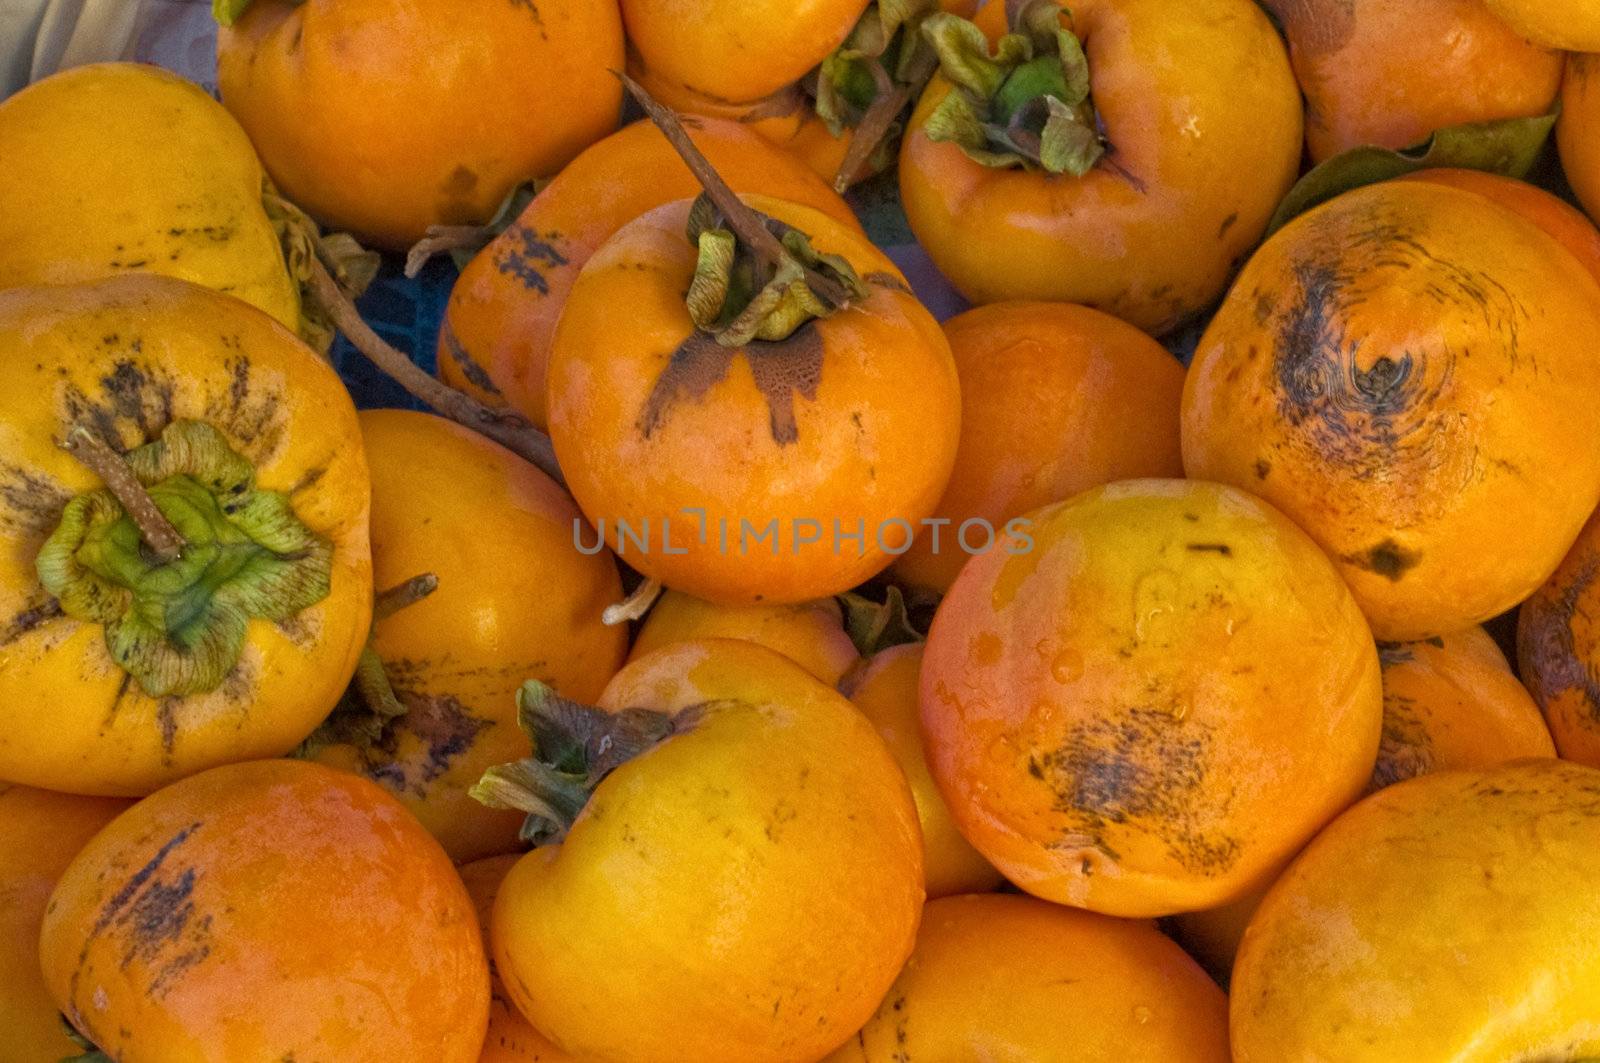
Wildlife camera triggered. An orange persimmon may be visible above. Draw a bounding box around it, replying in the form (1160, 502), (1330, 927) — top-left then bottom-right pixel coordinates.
(1483, 0), (1600, 50)
(1559, 55), (1600, 231)
(438, 116), (857, 428)
(1519, 508), (1600, 767)
(40, 759), (488, 1061)
(629, 589), (859, 685)
(1183, 181), (1600, 641)
(896, 301), (1185, 593)
(920, 479), (1383, 917)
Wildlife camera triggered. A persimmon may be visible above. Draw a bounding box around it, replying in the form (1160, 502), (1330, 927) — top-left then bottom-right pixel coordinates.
(825, 893), (1227, 1062)
(1231, 759), (1600, 1061)
(920, 479), (1383, 917)
(1400, 168), (1600, 286)
(438, 116), (858, 428)
(0, 275), (371, 796)
(306, 410), (626, 864)
(1518, 508), (1600, 767)
(40, 759), (488, 1062)
(458, 856), (575, 1063)
(216, 0), (625, 250)
(1559, 56), (1600, 230)
(895, 301), (1185, 593)
(1266, 0), (1561, 164)
(1484, 0), (1600, 50)
(629, 589), (858, 685)
(843, 643), (1003, 897)
(1183, 181), (1600, 641)
(479, 639), (923, 1063)
(0, 785), (131, 1063)
(545, 99), (959, 606)
(898, 0), (1302, 334)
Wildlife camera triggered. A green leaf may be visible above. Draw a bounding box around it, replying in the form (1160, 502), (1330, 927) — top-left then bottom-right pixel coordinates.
(840, 586), (924, 657)
(212, 0), (254, 26)
(1267, 111), (1558, 235)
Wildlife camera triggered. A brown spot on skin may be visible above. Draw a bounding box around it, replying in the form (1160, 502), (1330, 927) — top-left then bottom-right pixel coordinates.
(508, 0), (546, 37)
(1344, 539), (1421, 582)
(1185, 543), (1233, 557)
(0, 598), (63, 647)
(1218, 212), (1239, 239)
(440, 321), (503, 396)
(1520, 554), (1600, 724)
(1253, 458), (1271, 480)
(1370, 694), (1433, 791)
(638, 327), (824, 446)
(494, 226), (568, 294)
(157, 700), (179, 758)
(364, 692), (493, 797)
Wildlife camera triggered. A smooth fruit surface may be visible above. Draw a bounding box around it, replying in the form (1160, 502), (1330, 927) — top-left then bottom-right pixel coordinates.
(1482, 0), (1600, 51)
(629, 590), (859, 685)
(1560, 55), (1600, 230)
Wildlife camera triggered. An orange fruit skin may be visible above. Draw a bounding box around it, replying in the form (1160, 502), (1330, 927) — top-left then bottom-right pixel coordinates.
(458, 856), (576, 1063)
(1560, 55), (1600, 231)
(899, 0), (1302, 334)
(620, 0), (868, 104)
(1182, 181), (1600, 641)
(920, 479), (1383, 918)
(843, 644), (1005, 898)
(217, 0), (625, 250)
(546, 195), (960, 606)
(491, 639), (923, 1063)
(895, 302), (1185, 594)
(1519, 508), (1600, 767)
(1265, 0), (1561, 164)
(40, 759), (489, 1062)
(1174, 623), (1554, 981)
(823, 893), (1228, 1062)
(1400, 168), (1600, 287)
(1482, 0), (1600, 50)
(0, 786), (131, 1063)
(629, 590), (859, 686)
(438, 116), (858, 429)
(310, 410), (627, 865)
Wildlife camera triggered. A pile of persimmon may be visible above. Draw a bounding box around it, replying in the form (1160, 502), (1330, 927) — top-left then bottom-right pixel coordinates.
(9, 0), (1600, 1060)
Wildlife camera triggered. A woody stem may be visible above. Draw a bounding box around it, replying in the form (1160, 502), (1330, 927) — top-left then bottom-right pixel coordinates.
(60, 427), (184, 563)
(602, 577), (663, 626)
(373, 572), (439, 621)
(307, 255), (566, 486)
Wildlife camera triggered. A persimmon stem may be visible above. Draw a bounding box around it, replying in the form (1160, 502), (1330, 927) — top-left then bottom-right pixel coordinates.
(351, 645), (407, 722)
(373, 572), (439, 621)
(603, 577), (663, 626)
(61, 426), (184, 563)
(306, 254), (565, 486)
(404, 225), (494, 279)
(616, 72), (858, 309)
(834, 59), (918, 192)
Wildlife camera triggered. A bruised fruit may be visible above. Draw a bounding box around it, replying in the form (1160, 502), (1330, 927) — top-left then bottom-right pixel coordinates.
(1519, 508), (1600, 768)
(0, 275), (371, 796)
(1183, 181), (1600, 641)
(920, 479), (1383, 917)
(41, 759), (489, 1062)
(481, 640), (923, 1063)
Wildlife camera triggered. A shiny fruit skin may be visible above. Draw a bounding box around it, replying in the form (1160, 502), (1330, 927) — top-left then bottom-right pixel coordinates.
(896, 302), (1185, 593)
(1266, 0), (1561, 163)
(920, 479), (1383, 917)
(545, 195), (960, 605)
(630, 590), (859, 686)
(311, 410), (626, 864)
(438, 117), (857, 429)
(824, 893), (1228, 1062)
(843, 644), (1004, 898)
(1559, 55), (1600, 231)
(217, 0), (625, 250)
(491, 639), (924, 1063)
(1482, 0), (1600, 56)
(0, 63), (298, 331)
(1231, 759), (1600, 1062)
(899, 0), (1302, 334)
(0, 785), (131, 1063)
(1182, 181), (1600, 641)
(0, 275), (370, 796)
(40, 759), (489, 1062)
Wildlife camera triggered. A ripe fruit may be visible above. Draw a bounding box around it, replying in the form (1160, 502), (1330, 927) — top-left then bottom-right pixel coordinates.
(921, 479), (1382, 917)
(1519, 508), (1600, 767)
(843, 643), (1004, 897)
(1231, 759), (1600, 1061)
(485, 640), (923, 1063)
(1559, 55), (1600, 229)
(545, 193), (959, 605)
(825, 893), (1228, 1062)
(896, 301), (1185, 593)
(629, 590), (858, 685)
(0, 785), (130, 1063)
(41, 759), (488, 1062)
(1183, 181), (1600, 640)
(307, 410), (626, 864)
(217, 0), (625, 249)
(1482, 0), (1600, 51)
(438, 117), (857, 429)
(1265, 0), (1561, 163)
(0, 275), (371, 796)
(1400, 169), (1600, 286)
(899, 0), (1301, 333)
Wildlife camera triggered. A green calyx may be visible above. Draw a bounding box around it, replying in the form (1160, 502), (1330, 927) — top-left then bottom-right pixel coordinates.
(213, 0), (302, 27)
(36, 420), (333, 698)
(683, 194), (870, 347)
(920, 0), (1105, 175)
(261, 180), (381, 356)
(471, 681), (680, 846)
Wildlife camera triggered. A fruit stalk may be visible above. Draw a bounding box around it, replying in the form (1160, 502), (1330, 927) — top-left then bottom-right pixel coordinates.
(60, 426), (184, 562)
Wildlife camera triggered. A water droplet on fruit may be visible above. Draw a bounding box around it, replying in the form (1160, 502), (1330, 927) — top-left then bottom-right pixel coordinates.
(1051, 648), (1083, 684)
(1133, 1005), (1153, 1025)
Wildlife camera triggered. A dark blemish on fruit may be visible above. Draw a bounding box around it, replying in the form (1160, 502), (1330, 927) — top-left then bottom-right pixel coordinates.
(494, 226), (568, 295)
(1519, 554), (1600, 724)
(1376, 641), (1413, 669)
(90, 823), (202, 940)
(1253, 459), (1271, 480)
(1185, 543), (1232, 557)
(1218, 212), (1239, 239)
(1370, 693), (1433, 791)
(639, 327), (824, 445)
(365, 693), (492, 796)
(440, 321), (503, 396)
(508, 0), (547, 38)
(157, 700), (179, 757)
(289, 466), (326, 496)
(1344, 539), (1420, 582)
(0, 597), (63, 647)
(0, 465), (71, 536)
